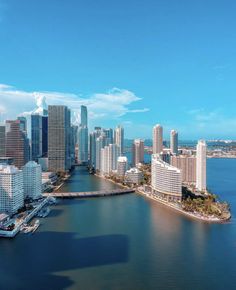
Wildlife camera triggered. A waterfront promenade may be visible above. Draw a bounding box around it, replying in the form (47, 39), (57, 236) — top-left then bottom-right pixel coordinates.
(43, 188), (135, 198)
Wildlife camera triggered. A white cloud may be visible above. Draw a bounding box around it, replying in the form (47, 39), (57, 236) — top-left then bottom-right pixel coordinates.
(0, 84), (149, 126)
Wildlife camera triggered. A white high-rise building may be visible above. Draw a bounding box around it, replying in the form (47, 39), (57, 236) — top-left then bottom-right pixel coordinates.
(117, 156), (128, 177)
(153, 124), (163, 154)
(23, 161), (42, 200)
(170, 130), (178, 155)
(100, 144), (119, 175)
(0, 165), (24, 215)
(114, 125), (124, 156)
(132, 139), (144, 166)
(196, 140), (207, 192)
(151, 154), (182, 202)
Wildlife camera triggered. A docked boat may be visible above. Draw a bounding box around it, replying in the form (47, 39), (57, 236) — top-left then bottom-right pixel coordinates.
(37, 207), (50, 218)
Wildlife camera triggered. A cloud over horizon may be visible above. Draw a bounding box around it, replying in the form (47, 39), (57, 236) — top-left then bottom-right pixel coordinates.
(0, 84), (149, 126)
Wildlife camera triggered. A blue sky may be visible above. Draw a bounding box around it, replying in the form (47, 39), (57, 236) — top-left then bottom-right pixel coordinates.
(0, 0), (236, 139)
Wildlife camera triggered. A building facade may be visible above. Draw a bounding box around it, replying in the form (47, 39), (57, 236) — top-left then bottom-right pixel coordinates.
(117, 156), (128, 177)
(0, 124), (5, 157)
(171, 155), (196, 184)
(114, 125), (124, 156)
(125, 167), (143, 185)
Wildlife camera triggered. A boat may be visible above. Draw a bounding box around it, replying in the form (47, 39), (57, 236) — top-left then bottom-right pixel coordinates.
(48, 196), (57, 205)
(37, 207), (50, 218)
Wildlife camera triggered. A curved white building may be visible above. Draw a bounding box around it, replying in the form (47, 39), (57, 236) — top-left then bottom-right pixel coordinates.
(151, 154), (182, 202)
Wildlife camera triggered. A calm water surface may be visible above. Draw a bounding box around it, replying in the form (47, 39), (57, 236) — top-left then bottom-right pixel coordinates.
(0, 159), (236, 290)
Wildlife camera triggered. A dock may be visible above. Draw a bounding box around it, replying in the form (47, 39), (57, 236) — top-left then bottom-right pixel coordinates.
(43, 189), (135, 198)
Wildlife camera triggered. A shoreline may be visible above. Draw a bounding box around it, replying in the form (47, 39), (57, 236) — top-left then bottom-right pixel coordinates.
(136, 189), (231, 223)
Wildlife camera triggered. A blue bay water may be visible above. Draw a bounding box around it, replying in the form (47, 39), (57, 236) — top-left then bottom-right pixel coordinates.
(0, 158), (236, 290)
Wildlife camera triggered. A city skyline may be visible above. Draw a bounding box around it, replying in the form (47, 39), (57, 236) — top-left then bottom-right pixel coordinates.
(0, 1), (236, 139)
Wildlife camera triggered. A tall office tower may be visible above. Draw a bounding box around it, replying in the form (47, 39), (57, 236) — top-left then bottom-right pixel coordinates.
(100, 144), (119, 175)
(103, 128), (113, 146)
(42, 115), (48, 157)
(70, 125), (78, 165)
(153, 124), (163, 154)
(0, 165), (24, 215)
(48, 105), (71, 172)
(89, 128), (102, 168)
(170, 130), (178, 155)
(81, 105), (88, 127)
(151, 154), (182, 202)
(78, 106), (88, 164)
(95, 134), (107, 171)
(78, 126), (88, 164)
(171, 155), (196, 183)
(132, 139), (144, 166)
(31, 114), (42, 162)
(114, 125), (124, 156)
(5, 120), (29, 168)
(17, 116), (27, 134)
(0, 124), (6, 157)
(117, 156), (128, 177)
(23, 161), (42, 200)
(196, 140), (207, 192)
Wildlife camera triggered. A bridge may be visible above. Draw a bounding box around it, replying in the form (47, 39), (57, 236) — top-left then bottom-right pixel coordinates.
(43, 189), (135, 198)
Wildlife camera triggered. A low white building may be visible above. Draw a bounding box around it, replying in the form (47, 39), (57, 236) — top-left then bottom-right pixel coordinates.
(0, 165), (24, 215)
(125, 167), (143, 185)
(23, 161), (42, 200)
(151, 154), (182, 202)
(117, 156), (128, 177)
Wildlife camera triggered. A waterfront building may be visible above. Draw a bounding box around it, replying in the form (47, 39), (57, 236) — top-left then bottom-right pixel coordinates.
(70, 125), (77, 165)
(196, 140), (207, 192)
(153, 124), (163, 154)
(23, 161), (42, 200)
(170, 130), (178, 155)
(125, 167), (143, 185)
(95, 135), (106, 171)
(0, 165), (24, 215)
(171, 155), (196, 184)
(0, 124), (6, 157)
(48, 105), (71, 172)
(5, 120), (30, 169)
(132, 139), (144, 166)
(117, 156), (128, 177)
(151, 154), (182, 202)
(100, 144), (119, 175)
(159, 150), (172, 164)
(114, 125), (124, 156)
(78, 106), (88, 164)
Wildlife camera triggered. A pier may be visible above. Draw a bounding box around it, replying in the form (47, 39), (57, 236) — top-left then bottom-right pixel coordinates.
(43, 189), (135, 198)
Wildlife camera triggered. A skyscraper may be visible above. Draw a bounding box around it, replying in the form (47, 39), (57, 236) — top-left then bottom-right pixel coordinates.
(132, 139), (144, 166)
(5, 120), (29, 168)
(48, 105), (71, 172)
(78, 105), (88, 164)
(89, 128), (102, 168)
(31, 114), (42, 162)
(103, 128), (113, 146)
(153, 124), (163, 154)
(42, 115), (48, 157)
(0, 124), (6, 157)
(114, 125), (124, 156)
(81, 105), (88, 127)
(100, 144), (119, 176)
(170, 130), (178, 155)
(117, 156), (128, 177)
(17, 116), (27, 134)
(196, 140), (207, 192)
